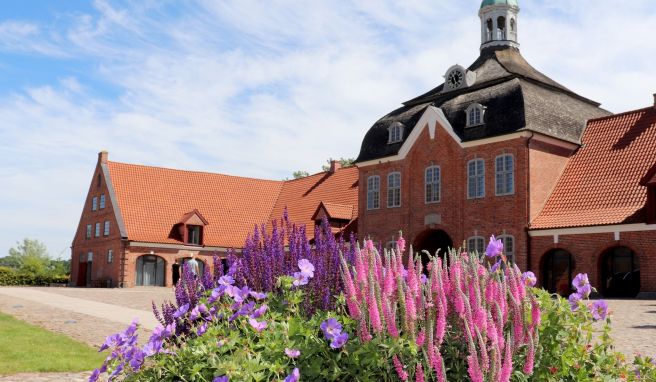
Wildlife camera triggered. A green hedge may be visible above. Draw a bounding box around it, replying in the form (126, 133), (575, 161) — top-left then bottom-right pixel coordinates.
(0, 267), (69, 286)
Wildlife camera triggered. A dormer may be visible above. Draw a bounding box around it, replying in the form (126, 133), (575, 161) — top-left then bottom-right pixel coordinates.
(641, 165), (656, 224)
(312, 202), (354, 233)
(388, 122), (405, 144)
(465, 103), (486, 127)
(175, 209), (208, 245)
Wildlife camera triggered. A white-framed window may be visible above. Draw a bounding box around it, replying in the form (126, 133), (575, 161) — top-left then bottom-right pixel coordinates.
(495, 154), (514, 195)
(467, 159), (485, 199)
(498, 235), (515, 263)
(86, 224), (92, 239)
(387, 172), (401, 208)
(388, 122), (404, 144)
(425, 166), (440, 203)
(92, 196), (98, 211)
(95, 222), (100, 237)
(367, 176), (380, 210)
(465, 103), (485, 127)
(467, 236), (485, 255)
(100, 194), (106, 209)
(104, 221), (110, 236)
(107, 249), (113, 264)
(87, 252), (93, 262)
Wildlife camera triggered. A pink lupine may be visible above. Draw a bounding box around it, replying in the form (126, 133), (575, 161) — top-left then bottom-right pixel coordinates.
(396, 231), (406, 254)
(531, 297), (541, 329)
(405, 289), (417, 322)
(383, 298), (399, 338)
(467, 354), (484, 382)
(429, 347), (446, 382)
(368, 284), (383, 333)
(364, 239), (375, 252)
(393, 355), (409, 381)
(340, 257), (361, 319)
(416, 329), (425, 346)
(523, 333), (535, 374)
(435, 304), (446, 345)
(498, 338), (513, 382)
(474, 308), (487, 332)
(415, 363), (425, 382)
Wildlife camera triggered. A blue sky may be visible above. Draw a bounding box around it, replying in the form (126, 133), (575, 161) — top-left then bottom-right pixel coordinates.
(0, 0), (655, 258)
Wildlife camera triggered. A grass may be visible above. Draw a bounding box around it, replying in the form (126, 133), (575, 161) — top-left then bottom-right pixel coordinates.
(0, 312), (105, 375)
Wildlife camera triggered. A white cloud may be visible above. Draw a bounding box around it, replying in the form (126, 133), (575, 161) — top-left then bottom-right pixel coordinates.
(0, 0), (655, 256)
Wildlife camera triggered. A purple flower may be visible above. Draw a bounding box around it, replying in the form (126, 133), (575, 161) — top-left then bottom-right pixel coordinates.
(577, 283), (592, 298)
(420, 274), (428, 284)
(568, 293), (582, 311)
(590, 300), (609, 321)
(197, 322), (208, 336)
(330, 332), (348, 349)
(298, 259), (315, 278)
(292, 272), (309, 286)
(213, 376), (229, 382)
(127, 348), (144, 371)
(190, 304), (209, 321)
(284, 368), (300, 382)
(250, 304), (268, 319)
(88, 368), (101, 382)
(209, 287), (224, 303)
(218, 275), (235, 286)
(99, 333), (124, 352)
(522, 271), (537, 287)
(320, 318), (343, 340)
(248, 318), (267, 332)
(249, 291), (267, 300)
(572, 273), (590, 292)
(285, 348), (301, 358)
(486, 235), (504, 258)
(173, 303), (190, 319)
(490, 259), (502, 272)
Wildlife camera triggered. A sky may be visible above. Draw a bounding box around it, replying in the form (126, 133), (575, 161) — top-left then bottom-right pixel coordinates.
(0, 0), (655, 259)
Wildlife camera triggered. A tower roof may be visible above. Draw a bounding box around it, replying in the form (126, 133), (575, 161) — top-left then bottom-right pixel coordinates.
(481, 0), (518, 8)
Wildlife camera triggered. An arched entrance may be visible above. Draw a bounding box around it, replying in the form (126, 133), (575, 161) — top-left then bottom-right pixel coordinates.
(178, 257), (206, 278)
(541, 249), (574, 296)
(413, 229), (453, 267)
(600, 246), (640, 298)
(136, 255), (165, 286)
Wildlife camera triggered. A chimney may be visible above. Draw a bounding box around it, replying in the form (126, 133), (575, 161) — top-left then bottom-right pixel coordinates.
(98, 150), (108, 164)
(329, 160), (341, 173)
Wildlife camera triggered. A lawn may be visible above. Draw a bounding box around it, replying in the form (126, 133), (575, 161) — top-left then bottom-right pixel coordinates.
(0, 312), (105, 375)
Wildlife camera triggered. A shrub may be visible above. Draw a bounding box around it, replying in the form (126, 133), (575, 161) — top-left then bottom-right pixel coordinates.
(0, 266), (69, 286)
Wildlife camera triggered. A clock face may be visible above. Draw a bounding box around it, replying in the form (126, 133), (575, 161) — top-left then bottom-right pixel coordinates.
(447, 70), (464, 89)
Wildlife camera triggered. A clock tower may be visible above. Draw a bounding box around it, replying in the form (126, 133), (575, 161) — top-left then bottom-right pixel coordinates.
(479, 0), (520, 51)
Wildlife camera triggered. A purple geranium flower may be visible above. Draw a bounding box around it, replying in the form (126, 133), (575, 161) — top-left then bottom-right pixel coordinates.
(88, 368), (101, 382)
(572, 273), (590, 291)
(590, 300), (609, 321)
(486, 235), (503, 258)
(248, 318), (267, 332)
(298, 259), (315, 278)
(568, 293), (582, 311)
(285, 348), (301, 358)
(249, 291), (267, 300)
(250, 304), (268, 319)
(320, 318), (343, 340)
(173, 303), (190, 319)
(218, 275), (234, 287)
(213, 376), (229, 382)
(197, 322), (208, 336)
(522, 271), (537, 287)
(292, 272), (309, 286)
(330, 332), (348, 349)
(284, 368), (300, 382)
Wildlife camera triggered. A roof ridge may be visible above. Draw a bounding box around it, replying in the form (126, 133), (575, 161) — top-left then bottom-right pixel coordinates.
(107, 160), (283, 183)
(587, 105), (654, 123)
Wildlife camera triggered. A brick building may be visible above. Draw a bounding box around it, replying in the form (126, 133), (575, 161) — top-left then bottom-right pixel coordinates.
(71, 152), (357, 287)
(355, 0), (656, 297)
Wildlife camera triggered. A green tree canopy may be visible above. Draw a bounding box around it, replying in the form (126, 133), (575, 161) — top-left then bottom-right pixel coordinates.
(1, 238), (67, 276)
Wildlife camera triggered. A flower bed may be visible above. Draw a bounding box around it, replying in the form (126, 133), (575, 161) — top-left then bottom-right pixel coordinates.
(90, 224), (656, 382)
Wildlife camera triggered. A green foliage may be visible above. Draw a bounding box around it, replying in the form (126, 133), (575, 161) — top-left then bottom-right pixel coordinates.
(2, 238), (69, 277)
(292, 170), (310, 179)
(0, 312), (105, 374)
(321, 157), (355, 171)
(0, 266), (69, 286)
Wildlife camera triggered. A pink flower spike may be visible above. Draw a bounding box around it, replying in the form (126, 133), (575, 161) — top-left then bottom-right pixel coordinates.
(415, 363), (425, 382)
(393, 355), (409, 381)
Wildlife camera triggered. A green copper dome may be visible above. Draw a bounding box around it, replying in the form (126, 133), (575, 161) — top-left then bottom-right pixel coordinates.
(481, 0), (518, 8)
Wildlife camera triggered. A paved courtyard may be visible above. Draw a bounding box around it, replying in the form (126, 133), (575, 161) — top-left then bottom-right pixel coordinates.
(0, 287), (654, 381)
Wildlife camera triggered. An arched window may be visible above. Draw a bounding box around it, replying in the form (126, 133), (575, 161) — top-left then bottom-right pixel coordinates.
(509, 18), (517, 41)
(497, 16), (506, 40)
(601, 246), (640, 297)
(466, 103), (485, 127)
(387, 172), (401, 208)
(542, 249), (573, 295)
(486, 18), (493, 41)
(425, 166), (440, 203)
(495, 154), (514, 195)
(388, 122), (404, 144)
(367, 176), (380, 210)
(467, 159), (485, 199)
(497, 235), (514, 263)
(467, 236), (485, 255)
(136, 255), (165, 286)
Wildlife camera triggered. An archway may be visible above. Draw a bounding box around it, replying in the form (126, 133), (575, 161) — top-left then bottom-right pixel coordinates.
(413, 229), (453, 268)
(179, 257), (206, 277)
(600, 246), (640, 298)
(136, 255), (165, 286)
(541, 249), (574, 296)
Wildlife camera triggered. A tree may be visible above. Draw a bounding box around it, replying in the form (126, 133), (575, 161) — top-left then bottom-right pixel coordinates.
(5, 238), (51, 275)
(321, 157), (355, 171)
(292, 170), (310, 179)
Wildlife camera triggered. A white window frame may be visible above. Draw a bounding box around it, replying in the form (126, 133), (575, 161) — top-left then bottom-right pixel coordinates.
(367, 176), (380, 210)
(87, 252), (93, 262)
(425, 166), (441, 204)
(92, 196), (98, 211)
(104, 221), (110, 236)
(388, 122), (404, 144)
(95, 222), (100, 237)
(100, 194), (106, 209)
(495, 154), (515, 196)
(86, 224), (92, 239)
(498, 235), (515, 263)
(467, 159), (485, 199)
(107, 249), (113, 264)
(467, 236), (485, 255)
(387, 172), (401, 208)
(465, 103), (486, 127)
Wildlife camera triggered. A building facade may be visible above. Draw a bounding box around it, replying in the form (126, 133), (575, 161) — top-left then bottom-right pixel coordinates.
(355, 0), (656, 297)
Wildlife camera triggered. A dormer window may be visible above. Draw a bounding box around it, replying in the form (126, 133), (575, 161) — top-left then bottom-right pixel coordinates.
(187, 225), (201, 245)
(388, 122), (404, 144)
(465, 103), (486, 127)
(175, 209), (208, 246)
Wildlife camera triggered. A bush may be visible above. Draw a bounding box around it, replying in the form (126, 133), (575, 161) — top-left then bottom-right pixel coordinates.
(0, 266), (69, 286)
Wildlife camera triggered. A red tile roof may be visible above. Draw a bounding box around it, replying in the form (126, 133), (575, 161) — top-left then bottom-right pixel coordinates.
(531, 106), (656, 229)
(312, 202), (356, 221)
(107, 161), (358, 248)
